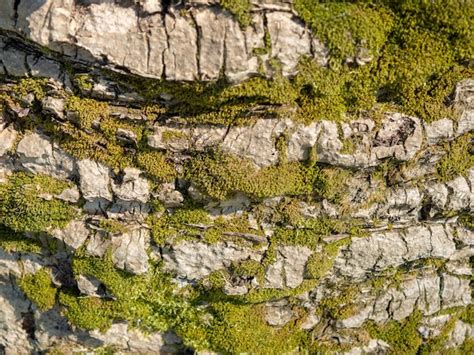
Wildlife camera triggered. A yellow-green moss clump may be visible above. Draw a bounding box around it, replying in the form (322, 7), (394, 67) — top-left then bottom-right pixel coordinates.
(13, 78), (48, 101)
(19, 269), (58, 311)
(231, 259), (265, 284)
(148, 204), (264, 246)
(65, 96), (109, 130)
(0, 225), (42, 254)
(294, 0), (473, 123)
(306, 238), (351, 280)
(149, 204), (211, 246)
(0, 173), (76, 233)
(436, 133), (473, 182)
(313, 167), (351, 204)
(365, 310), (423, 355)
(418, 316), (457, 355)
(97, 219), (129, 235)
(206, 302), (306, 354)
(60, 252), (209, 349)
(74, 74), (94, 92)
(459, 213), (474, 231)
(318, 285), (359, 320)
(185, 150), (315, 200)
(136, 150), (177, 182)
(57, 124), (134, 170)
(294, 1), (394, 60)
(220, 0), (252, 28)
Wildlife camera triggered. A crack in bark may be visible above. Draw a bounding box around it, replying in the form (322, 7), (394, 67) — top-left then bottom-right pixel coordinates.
(188, 11), (201, 80)
(13, 0), (20, 28)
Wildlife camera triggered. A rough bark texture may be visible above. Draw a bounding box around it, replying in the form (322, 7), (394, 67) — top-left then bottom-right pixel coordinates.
(0, 1), (473, 354)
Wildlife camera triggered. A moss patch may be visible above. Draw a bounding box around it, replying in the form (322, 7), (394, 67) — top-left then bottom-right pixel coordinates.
(148, 203), (264, 247)
(19, 268), (58, 311)
(65, 96), (108, 130)
(419, 316), (457, 355)
(136, 150), (177, 182)
(459, 214), (474, 231)
(295, 0), (473, 123)
(74, 74), (94, 92)
(436, 133), (473, 182)
(149, 204), (211, 246)
(318, 285), (359, 320)
(61, 252), (209, 349)
(97, 219), (129, 235)
(306, 238), (351, 280)
(13, 78), (48, 101)
(460, 305), (474, 325)
(185, 150), (315, 200)
(220, 0), (252, 28)
(0, 225), (42, 254)
(206, 302), (306, 354)
(313, 166), (351, 203)
(365, 310), (423, 355)
(294, 1), (394, 60)
(0, 173), (76, 233)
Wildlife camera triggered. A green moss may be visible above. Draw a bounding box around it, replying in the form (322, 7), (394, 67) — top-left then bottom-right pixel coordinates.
(437, 133), (473, 182)
(318, 285), (359, 320)
(269, 197), (305, 226)
(17, 93), (160, 172)
(149, 204), (211, 246)
(74, 74), (94, 92)
(245, 280), (318, 304)
(186, 150), (314, 200)
(419, 316), (457, 355)
(202, 270), (228, 290)
(61, 252), (209, 349)
(340, 137), (357, 155)
(220, 0), (252, 28)
(136, 150), (177, 182)
(65, 96), (109, 130)
(93, 346), (118, 355)
(293, 59), (377, 123)
(0, 225), (42, 254)
(106, 72), (290, 125)
(270, 218), (349, 251)
(149, 204), (264, 247)
(382, 0), (473, 59)
(365, 310), (423, 355)
(100, 116), (144, 143)
(0, 173), (76, 233)
(206, 302), (307, 354)
(369, 267), (405, 292)
(459, 214), (474, 231)
(445, 339), (474, 355)
(295, 0), (472, 123)
(460, 305), (474, 325)
(13, 78), (48, 101)
(306, 238), (351, 280)
(19, 269), (57, 311)
(59, 293), (118, 332)
(231, 259), (265, 284)
(73, 0), (473, 128)
(55, 122), (134, 170)
(161, 130), (187, 143)
(313, 167), (351, 204)
(98, 219), (129, 235)
(210, 214), (265, 242)
(294, 1), (394, 60)
(376, 28), (463, 122)
(106, 47), (467, 127)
